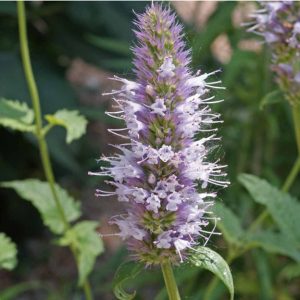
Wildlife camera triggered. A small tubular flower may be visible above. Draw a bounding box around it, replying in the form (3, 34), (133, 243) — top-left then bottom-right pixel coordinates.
(247, 1), (300, 105)
(91, 4), (228, 265)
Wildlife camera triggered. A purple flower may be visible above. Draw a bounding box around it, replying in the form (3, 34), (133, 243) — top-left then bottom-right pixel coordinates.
(247, 1), (300, 105)
(91, 4), (228, 265)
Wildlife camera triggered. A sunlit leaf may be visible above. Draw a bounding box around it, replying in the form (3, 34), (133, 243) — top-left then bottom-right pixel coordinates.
(0, 179), (81, 234)
(45, 109), (87, 143)
(0, 233), (17, 270)
(239, 174), (300, 243)
(58, 221), (104, 286)
(189, 246), (234, 300)
(113, 261), (143, 300)
(0, 98), (35, 132)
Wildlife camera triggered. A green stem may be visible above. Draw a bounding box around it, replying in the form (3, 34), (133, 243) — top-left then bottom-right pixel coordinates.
(292, 103), (300, 154)
(17, 2), (93, 300)
(161, 261), (181, 300)
(282, 156), (300, 192)
(17, 0), (68, 228)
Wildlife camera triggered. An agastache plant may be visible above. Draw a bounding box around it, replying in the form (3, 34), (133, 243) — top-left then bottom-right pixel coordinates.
(90, 4), (228, 297)
(247, 1), (300, 105)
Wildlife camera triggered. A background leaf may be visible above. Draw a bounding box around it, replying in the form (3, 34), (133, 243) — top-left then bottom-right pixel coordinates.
(0, 98), (34, 132)
(213, 202), (245, 247)
(280, 263), (300, 280)
(239, 174), (300, 243)
(0, 179), (81, 234)
(58, 221), (104, 286)
(0, 282), (44, 300)
(189, 246), (234, 300)
(0, 233), (17, 270)
(259, 90), (284, 110)
(86, 34), (131, 56)
(246, 231), (300, 262)
(45, 109), (88, 143)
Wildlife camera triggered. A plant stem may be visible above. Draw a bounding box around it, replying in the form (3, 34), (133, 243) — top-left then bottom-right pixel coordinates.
(292, 103), (300, 154)
(161, 261), (181, 300)
(282, 156), (300, 192)
(17, 0), (68, 229)
(17, 2), (92, 299)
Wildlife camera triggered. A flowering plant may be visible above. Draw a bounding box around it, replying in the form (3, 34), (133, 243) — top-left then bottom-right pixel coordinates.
(91, 4), (232, 299)
(247, 1), (300, 105)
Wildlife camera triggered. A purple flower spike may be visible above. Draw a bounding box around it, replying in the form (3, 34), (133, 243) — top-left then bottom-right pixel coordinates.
(91, 4), (228, 265)
(247, 1), (300, 105)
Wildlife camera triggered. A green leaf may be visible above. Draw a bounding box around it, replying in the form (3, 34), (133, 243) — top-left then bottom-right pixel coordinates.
(113, 261), (143, 300)
(238, 174), (300, 243)
(214, 203), (300, 261)
(259, 90), (283, 110)
(0, 233), (17, 270)
(246, 231), (300, 262)
(0, 98), (35, 132)
(280, 263), (300, 280)
(213, 202), (245, 246)
(189, 246), (234, 300)
(0, 281), (44, 300)
(86, 34), (131, 56)
(0, 179), (81, 234)
(58, 221), (104, 286)
(45, 109), (88, 143)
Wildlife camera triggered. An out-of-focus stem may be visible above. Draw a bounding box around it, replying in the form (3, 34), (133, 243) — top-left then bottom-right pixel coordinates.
(17, 2), (93, 299)
(161, 261), (181, 300)
(292, 103), (300, 154)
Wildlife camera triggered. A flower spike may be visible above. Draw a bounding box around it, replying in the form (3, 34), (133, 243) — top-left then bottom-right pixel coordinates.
(91, 3), (228, 265)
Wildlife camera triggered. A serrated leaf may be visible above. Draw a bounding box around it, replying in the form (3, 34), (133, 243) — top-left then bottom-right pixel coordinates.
(259, 90), (283, 110)
(45, 109), (87, 143)
(0, 98), (35, 132)
(214, 203), (300, 261)
(189, 246), (234, 300)
(239, 174), (300, 243)
(246, 231), (300, 262)
(0, 233), (17, 270)
(113, 261), (143, 300)
(58, 221), (104, 286)
(213, 202), (245, 246)
(0, 179), (81, 234)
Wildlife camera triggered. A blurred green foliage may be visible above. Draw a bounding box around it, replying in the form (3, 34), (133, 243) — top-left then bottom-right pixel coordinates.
(0, 1), (300, 299)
